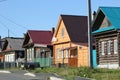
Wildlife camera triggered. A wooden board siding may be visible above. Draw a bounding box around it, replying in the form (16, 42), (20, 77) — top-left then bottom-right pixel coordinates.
(77, 45), (89, 67)
(52, 20), (70, 44)
(54, 43), (70, 65)
(53, 19), (71, 66)
(53, 42), (89, 67)
(52, 16), (89, 67)
(94, 32), (119, 66)
(118, 33), (120, 66)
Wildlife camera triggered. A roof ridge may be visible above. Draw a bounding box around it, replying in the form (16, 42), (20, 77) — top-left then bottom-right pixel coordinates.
(28, 30), (51, 32)
(60, 14), (87, 17)
(5, 37), (23, 39)
(100, 6), (120, 8)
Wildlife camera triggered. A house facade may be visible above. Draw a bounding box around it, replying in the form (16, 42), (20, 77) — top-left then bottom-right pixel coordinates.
(1, 37), (24, 68)
(52, 15), (89, 67)
(0, 37), (6, 62)
(92, 7), (120, 69)
(23, 30), (53, 67)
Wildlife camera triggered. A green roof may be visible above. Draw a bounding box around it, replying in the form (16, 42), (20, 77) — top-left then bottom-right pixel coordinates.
(92, 26), (119, 34)
(93, 7), (120, 34)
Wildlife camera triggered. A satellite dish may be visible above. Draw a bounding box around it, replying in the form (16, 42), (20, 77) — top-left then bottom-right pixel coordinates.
(52, 37), (57, 42)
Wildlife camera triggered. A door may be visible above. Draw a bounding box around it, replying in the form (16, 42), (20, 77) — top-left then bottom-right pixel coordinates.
(68, 48), (77, 67)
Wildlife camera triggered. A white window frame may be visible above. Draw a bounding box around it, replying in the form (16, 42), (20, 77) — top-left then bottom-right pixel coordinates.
(107, 40), (111, 55)
(101, 41), (105, 55)
(66, 49), (69, 58)
(114, 39), (118, 54)
(31, 48), (34, 61)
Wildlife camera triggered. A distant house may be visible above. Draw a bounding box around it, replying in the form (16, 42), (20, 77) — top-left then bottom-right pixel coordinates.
(0, 37), (5, 62)
(1, 37), (24, 68)
(52, 15), (89, 67)
(92, 7), (120, 69)
(23, 30), (53, 67)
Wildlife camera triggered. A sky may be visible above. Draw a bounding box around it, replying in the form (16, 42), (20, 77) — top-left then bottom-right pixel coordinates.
(0, 0), (119, 38)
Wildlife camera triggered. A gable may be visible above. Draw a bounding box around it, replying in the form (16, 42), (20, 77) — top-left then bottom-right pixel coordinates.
(52, 15), (88, 44)
(100, 17), (111, 28)
(92, 7), (120, 34)
(92, 8), (113, 34)
(2, 40), (8, 51)
(2, 38), (24, 51)
(52, 18), (70, 44)
(92, 10), (105, 31)
(28, 38), (32, 44)
(23, 33), (31, 47)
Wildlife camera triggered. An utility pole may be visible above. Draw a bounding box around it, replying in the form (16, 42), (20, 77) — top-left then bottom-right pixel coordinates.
(87, 0), (93, 68)
(8, 29), (10, 37)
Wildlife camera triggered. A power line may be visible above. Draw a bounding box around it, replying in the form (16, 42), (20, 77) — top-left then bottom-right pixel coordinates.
(0, 14), (28, 30)
(0, 20), (17, 37)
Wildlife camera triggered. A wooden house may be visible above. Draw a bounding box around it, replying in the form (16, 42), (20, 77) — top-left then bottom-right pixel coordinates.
(1, 37), (24, 68)
(23, 30), (53, 67)
(92, 7), (120, 69)
(52, 15), (89, 67)
(0, 37), (5, 62)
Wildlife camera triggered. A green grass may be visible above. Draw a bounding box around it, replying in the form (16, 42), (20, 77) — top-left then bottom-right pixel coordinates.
(32, 67), (120, 80)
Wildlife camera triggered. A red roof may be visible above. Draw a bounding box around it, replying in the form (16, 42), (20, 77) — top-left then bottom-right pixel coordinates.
(28, 30), (53, 45)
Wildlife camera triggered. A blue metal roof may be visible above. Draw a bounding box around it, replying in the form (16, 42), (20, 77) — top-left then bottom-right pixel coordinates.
(93, 7), (120, 34)
(92, 26), (118, 34)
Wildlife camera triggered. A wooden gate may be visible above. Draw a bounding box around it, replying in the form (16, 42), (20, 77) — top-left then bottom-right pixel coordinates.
(68, 48), (77, 67)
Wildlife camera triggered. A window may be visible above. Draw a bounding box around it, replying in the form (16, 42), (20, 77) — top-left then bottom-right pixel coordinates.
(31, 48), (34, 61)
(114, 39), (118, 54)
(56, 49), (60, 59)
(61, 50), (64, 58)
(36, 50), (40, 58)
(29, 49), (32, 61)
(66, 49), (69, 58)
(27, 49), (29, 61)
(62, 28), (64, 38)
(101, 41), (105, 55)
(107, 40), (111, 55)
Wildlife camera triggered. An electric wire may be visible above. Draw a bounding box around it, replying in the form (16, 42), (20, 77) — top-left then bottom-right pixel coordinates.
(0, 20), (17, 37)
(0, 14), (28, 30)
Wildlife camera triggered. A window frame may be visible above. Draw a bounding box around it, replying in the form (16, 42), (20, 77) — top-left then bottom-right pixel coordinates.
(61, 28), (64, 38)
(114, 39), (118, 54)
(101, 41), (105, 55)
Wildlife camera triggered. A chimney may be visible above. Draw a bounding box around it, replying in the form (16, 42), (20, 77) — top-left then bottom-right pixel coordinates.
(92, 11), (97, 21)
(51, 27), (55, 34)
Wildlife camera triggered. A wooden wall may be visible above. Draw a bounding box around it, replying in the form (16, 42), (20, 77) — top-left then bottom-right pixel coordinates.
(94, 31), (119, 66)
(72, 43), (89, 67)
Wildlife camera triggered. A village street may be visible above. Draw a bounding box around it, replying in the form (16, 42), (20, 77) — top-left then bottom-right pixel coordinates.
(0, 70), (66, 80)
(0, 70), (40, 80)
